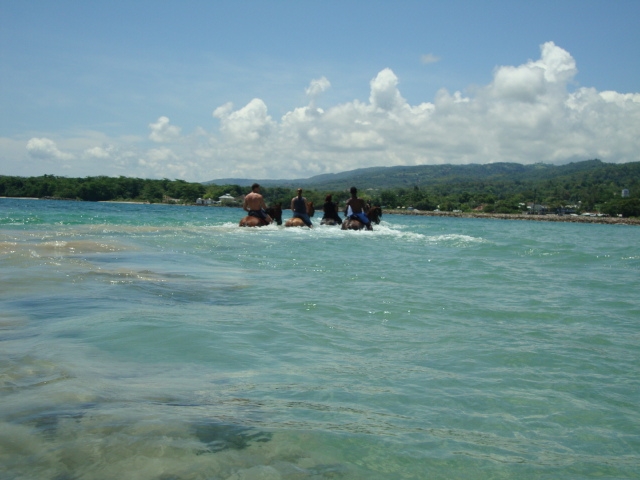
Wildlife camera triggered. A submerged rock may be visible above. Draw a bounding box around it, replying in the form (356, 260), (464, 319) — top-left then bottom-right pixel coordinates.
(193, 422), (272, 453)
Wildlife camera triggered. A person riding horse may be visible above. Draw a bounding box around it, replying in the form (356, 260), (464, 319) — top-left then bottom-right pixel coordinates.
(287, 188), (313, 228)
(239, 184), (282, 227)
(343, 186), (372, 230)
(242, 183), (272, 224)
(320, 194), (342, 226)
(342, 205), (381, 230)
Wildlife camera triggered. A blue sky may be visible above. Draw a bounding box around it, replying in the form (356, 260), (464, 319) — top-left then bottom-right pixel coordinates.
(1, 0), (639, 181)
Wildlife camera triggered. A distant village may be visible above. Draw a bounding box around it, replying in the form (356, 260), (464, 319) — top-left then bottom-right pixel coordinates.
(194, 193), (236, 206)
(163, 193), (236, 206)
(520, 189), (630, 217)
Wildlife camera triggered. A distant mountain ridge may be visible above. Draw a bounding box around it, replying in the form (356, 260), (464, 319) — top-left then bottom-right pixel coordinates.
(204, 159), (638, 191)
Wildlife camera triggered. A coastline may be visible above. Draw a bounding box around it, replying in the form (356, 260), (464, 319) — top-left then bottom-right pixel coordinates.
(98, 200), (151, 204)
(4, 197), (638, 225)
(383, 209), (640, 226)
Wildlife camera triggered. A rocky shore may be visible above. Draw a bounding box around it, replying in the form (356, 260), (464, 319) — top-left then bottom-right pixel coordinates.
(383, 209), (640, 226)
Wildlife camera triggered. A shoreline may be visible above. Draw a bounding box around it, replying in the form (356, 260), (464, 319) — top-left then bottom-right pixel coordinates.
(383, 209), (640, 226)
(98, 200), (151, 204)
(3, 197), (638, 225)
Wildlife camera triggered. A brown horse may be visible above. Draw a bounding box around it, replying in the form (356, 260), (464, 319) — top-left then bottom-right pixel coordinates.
(341, 206), (382, 230)
(239, 204), (283, 227)
(369, 206), (382, 224)
(285, 201), (315, 228)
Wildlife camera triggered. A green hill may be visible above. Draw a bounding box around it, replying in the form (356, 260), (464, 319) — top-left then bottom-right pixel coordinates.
(206, 159), (636, 191)
(205, 159), (640, 216)
(2, 159), (638, 216)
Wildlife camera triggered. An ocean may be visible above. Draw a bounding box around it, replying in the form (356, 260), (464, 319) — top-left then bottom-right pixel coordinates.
(1, 198), (639, 479)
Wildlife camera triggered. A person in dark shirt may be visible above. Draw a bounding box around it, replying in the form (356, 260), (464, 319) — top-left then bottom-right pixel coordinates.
(321, 194), (342, 225)
(290, 188), (313, 228)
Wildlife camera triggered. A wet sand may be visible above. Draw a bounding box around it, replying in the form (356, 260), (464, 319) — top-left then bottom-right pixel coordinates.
(384, 209), (640, 226)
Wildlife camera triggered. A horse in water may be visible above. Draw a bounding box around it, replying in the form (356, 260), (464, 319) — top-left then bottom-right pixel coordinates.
(285, 201), (315, 227)
(369, 206), (382, 224)
(320, 206), (343, 226)
(341, 206), (382, 230)
(320, 217), (339, 226)
(239, 204), (283, 227)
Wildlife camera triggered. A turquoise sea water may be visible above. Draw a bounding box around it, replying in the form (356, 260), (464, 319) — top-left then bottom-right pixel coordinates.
(1, 198), (639, 479)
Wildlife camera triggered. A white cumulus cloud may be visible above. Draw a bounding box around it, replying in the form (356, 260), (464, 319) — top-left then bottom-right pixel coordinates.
(149, 116), (182, 143)
(7, 42), (640, 182)
(369, 68), (406, 111)
(305, 76), (331, 98)
(199, 43), (640, 180)
(84, 146), (111, 159)
(213, 98), (275, 142)
(26, 138), (74, 160)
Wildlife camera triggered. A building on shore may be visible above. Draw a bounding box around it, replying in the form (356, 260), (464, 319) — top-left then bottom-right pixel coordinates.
(219, 194), (236, 205)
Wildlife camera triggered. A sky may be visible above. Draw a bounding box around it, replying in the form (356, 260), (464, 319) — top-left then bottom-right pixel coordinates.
(1, 0), (639, 182)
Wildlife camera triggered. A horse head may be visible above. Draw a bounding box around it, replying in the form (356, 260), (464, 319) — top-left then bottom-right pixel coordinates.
(307, 201), (315, 217)
(267, 203), (283, 225)
(368, 206), (382, 224)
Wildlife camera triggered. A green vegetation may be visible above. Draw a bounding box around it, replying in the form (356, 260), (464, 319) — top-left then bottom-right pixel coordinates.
(0, 175), (207, 203)
(298, 159), (640, 217)
(2, 159), (639, 217)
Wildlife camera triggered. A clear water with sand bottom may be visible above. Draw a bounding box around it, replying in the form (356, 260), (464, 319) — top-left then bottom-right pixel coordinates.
(1, 198), (639, 479)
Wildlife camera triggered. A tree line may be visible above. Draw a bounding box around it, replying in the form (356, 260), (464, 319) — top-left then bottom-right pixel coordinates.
(0, 175), (206, 203)
(1, 162), (639, 217)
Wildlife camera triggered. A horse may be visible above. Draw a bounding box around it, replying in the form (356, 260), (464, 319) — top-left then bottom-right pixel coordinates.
(320, 201), (342, 226)
(239, 203), (282, 227)
(341, 206), (382, 230)
(369, 206), (382, 224)
(285, 201), (315, 228)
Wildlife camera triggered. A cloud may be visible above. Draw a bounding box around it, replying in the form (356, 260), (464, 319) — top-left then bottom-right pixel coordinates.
(145, 146), (177, 162)
(369, 68), (405, 111)
(420, 53), (440, 65)
(8, 42), (640, 182)
(265, 41), (637, 174)
(149, 116), (181, 143)
(213, 98), (275, 142)
(305, 76), (331, 98)
(490, 41), (577, 103)
(26, 138), (74, 160)
(85, 146), (111, 159)
(137, 146), (197, 179)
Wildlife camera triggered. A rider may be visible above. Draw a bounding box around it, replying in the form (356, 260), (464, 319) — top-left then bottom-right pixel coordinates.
(344, 186), (372, 230)
(242, 183), (272, 224)
(322, 194), (342, 225)
(290, 188), (313, 228)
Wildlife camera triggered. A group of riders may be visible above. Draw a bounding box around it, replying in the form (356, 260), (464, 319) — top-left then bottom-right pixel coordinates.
(242, 183), (374, 230)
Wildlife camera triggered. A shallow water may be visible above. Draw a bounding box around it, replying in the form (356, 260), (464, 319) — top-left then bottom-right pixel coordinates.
(1, 198), (639, 479)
